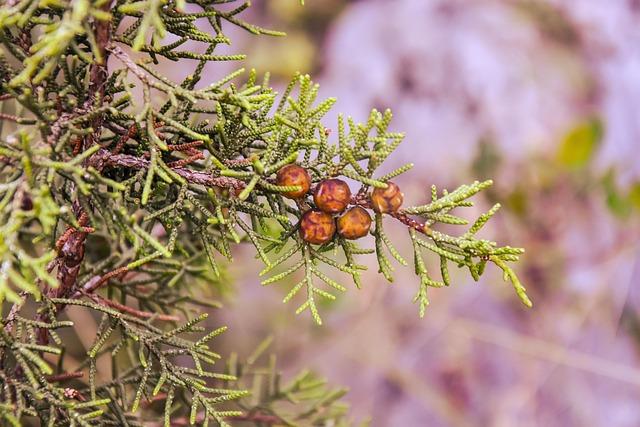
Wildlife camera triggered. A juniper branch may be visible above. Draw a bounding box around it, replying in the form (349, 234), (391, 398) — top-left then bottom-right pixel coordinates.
(0, 0), (530, 424)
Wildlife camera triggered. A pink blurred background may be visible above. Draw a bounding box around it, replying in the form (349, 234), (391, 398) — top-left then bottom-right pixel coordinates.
(207, 1), (640, 426)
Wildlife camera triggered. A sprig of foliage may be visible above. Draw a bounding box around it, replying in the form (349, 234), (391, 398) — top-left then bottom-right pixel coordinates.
(1, 299), (242, 426)
(403, 182), (532, 316)
(221, 337), (365, 426)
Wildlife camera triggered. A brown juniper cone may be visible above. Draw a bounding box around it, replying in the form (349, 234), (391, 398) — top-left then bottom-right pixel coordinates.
(299, 209), (336, 245)
(313, 178), (351, 213)
(276, 164), (311, 199)
(370, 181), (404, 213)
(337, 206), (372, 240)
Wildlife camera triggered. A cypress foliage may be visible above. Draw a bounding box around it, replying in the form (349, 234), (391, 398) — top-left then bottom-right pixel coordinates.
(0, 0), (531, 424)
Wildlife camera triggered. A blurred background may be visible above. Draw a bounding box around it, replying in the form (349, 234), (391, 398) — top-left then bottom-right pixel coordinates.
(204, 1), (640, 426)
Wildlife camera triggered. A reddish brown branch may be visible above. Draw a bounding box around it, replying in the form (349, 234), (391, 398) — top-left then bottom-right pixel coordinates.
(54, 228), (75, 253)
(72, 137), (83, 156)
(0, 112), (25, 122)
(55, 222), (94, 253)
(166, 152), (204, 168)
(389, 210), (433, 235)
(224, 157), (253, 167)
(82, 266), (129, 294)
(351, 197), (432, 235)
(39, 211), (91, 344)
(37, 3), (113, 344)
(108, 44), (150, 84)
(167, 140), (204, 152)
(98, 149), (246, 190)
(85, 292), (180, 322)
(113, 123), (138, 154)
(46, 372), (84, 383)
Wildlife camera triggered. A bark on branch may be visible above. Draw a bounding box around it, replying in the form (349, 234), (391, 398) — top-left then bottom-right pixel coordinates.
(98, 149), (246, 190)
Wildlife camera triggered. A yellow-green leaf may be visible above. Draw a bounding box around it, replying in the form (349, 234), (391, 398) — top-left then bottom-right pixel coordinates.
(556, 118), (603, 168)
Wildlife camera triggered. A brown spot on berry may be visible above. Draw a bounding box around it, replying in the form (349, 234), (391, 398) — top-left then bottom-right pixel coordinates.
(314, 179), (351, 213)
(276, 164), (311, 199)
(370, 182), (403, 213)
(299, 209), (336, 245)
(337, 206), (372, 240)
